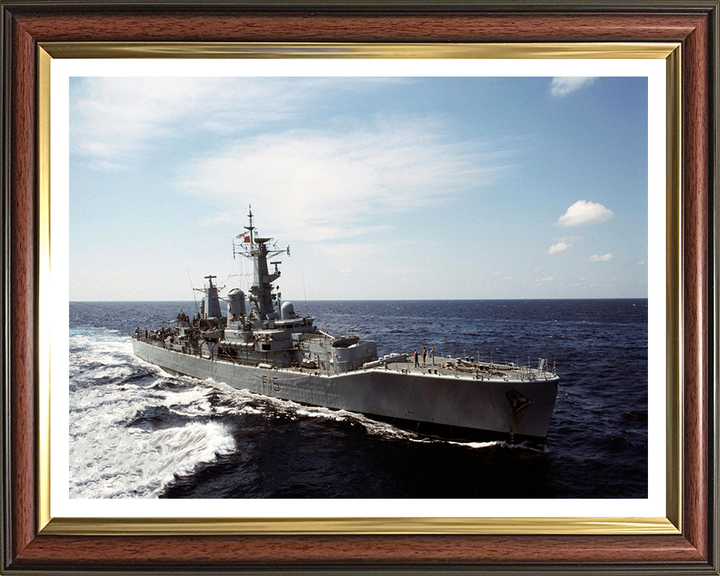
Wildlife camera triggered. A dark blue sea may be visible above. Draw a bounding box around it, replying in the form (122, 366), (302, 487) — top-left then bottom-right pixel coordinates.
(69, 299), (647, 499)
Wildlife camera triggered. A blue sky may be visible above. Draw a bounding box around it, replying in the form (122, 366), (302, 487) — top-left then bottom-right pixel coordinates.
(69, 75), (648, 301)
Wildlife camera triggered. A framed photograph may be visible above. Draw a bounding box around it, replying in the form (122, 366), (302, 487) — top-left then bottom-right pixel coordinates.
(2, 1), (717, 574)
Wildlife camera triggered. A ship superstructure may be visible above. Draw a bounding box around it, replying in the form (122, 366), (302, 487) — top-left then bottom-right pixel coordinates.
(133, 208), (559, 443)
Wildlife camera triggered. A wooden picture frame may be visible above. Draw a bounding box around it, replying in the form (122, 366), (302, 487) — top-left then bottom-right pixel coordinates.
(1, 1), (717, 573)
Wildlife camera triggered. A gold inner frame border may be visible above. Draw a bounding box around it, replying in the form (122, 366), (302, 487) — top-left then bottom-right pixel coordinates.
(37, 41), (682, 536)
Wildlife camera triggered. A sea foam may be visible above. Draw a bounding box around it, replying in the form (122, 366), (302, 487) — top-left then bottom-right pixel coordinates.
(69, 329), (236, 499)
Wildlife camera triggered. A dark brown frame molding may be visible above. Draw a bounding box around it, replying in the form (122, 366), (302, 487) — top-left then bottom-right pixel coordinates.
(1, 1), (718, 573)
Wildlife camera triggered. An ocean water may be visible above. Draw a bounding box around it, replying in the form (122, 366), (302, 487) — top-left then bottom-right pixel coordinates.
(69, 299), (647, 499)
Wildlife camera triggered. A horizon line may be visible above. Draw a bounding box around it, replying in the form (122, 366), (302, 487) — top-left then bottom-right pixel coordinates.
(70, 296), (650, 303)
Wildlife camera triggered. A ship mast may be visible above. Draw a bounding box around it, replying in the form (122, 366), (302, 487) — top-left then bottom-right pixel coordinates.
(246, 206), (255, 246)
(233, 206), (290, 325)
(203, 275), (222, 319)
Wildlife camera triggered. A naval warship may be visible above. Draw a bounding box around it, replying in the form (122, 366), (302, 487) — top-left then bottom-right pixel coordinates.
(133, 208), (559, 443)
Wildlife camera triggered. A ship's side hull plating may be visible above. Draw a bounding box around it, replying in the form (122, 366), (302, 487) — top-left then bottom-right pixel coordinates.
(133, 340), (558, 442)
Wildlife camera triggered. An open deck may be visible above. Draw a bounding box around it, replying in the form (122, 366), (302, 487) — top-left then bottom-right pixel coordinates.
(367, 355), (556, 382)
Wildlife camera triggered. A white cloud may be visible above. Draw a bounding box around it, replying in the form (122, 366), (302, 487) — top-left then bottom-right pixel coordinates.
(534, 276), (554, 287)
(549, 77), (597, 97)
(72, 78), (216, 167)
(548, 242), (570, 254)
(71, 77), (410, 169)
(557, 200), (614, 227)
(181, 120), (508, 241)
(589, 253), (614, 262)
(493, 270), (505, 275)
(314, 241), (389, 263)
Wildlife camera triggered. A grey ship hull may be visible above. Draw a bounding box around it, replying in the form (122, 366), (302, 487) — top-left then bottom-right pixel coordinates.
(133, 340), (559, 442)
